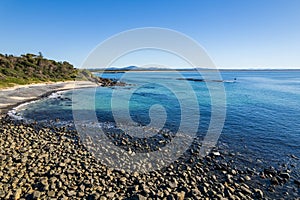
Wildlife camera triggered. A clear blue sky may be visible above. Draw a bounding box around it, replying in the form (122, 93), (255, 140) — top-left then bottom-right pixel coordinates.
(0, 0), (299, 69)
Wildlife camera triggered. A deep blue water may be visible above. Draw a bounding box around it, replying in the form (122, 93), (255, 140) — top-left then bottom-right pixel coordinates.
(18, 71), (300, 171)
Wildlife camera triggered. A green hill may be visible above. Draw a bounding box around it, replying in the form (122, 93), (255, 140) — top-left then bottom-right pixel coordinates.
(0, 53), (79, 88)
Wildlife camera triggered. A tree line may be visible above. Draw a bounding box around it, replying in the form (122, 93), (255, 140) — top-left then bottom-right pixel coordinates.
(0, 53), (79, 87)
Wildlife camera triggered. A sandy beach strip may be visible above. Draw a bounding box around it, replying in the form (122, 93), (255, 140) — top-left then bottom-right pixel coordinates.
(0, 81), (98, 115)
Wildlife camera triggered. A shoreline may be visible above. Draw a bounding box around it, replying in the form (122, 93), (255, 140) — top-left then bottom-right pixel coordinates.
(0, 81), (98, 117)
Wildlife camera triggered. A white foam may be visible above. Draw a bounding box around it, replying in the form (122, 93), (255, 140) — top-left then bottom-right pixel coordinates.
(7, 99), (40, 121)
(7, 109), (24, 121)
(48, 90), (67, 99)
(7, 90), (70, 121)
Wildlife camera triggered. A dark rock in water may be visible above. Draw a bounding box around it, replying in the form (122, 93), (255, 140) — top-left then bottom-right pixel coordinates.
(270, 177), (279, 185)
(294, 179), (300, 186)
(279, 172), (290, 180)
(264, 167), (277, 176)
(268, 186), (275, 193)
(254, 189), (264, 198)
(177, 78), (225, 83)
(289, 154), (299, 160)
(260, 172), (266, 179)
(240, 185), (252, 195)
(276, 176), (285, 184)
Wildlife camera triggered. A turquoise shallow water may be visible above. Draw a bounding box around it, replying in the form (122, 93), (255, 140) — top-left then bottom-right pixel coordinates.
(18, 71), (300, 173)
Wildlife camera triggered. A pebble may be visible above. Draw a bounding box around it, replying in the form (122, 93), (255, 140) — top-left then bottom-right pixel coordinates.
(106, 192), (115, 198)
(168, 181), (178, 189)
(244, 175), (251, 181)
(14, 188), (22, 200)
(47, 190), (56, 197)
(120, 177), (127, 182)
(0, 189), (5, 198)
(231, 169), (237, 175)
(67, 190), (76, 196)
(176, 191), (185, 200)
(33, 191), (41, 198)
(59, 163), (66, 167)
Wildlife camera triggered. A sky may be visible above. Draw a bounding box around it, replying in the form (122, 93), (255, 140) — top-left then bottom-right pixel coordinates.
(0, 0), (300, 69)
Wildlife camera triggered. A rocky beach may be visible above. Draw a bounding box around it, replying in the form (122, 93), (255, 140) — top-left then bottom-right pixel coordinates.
(0, 116), (299, 199)
(0, 117), (261, 200)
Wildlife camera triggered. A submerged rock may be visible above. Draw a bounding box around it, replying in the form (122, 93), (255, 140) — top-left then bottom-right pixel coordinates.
(279, 172), (290, 180)
(294, 179), (300, 186)
(255, 189), (263, 198)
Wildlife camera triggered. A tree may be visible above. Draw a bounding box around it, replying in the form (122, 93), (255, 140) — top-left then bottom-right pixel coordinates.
(38, 52), (43, 58)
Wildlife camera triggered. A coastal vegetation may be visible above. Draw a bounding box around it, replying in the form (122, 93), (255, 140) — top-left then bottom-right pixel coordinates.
(0, 53), (79, 88)
(0, 53), (115, 88)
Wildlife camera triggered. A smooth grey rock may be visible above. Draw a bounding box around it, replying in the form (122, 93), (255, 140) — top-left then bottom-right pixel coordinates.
(47, 190), (56, 197)
(33, 191), (41, 198)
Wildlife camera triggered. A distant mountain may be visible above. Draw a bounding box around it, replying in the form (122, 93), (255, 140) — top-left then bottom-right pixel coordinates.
(88, 66), (226, 72)
(123, 66), (139, 70)
(89, 66), (196, 72)
(102, 66), (139, 71)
